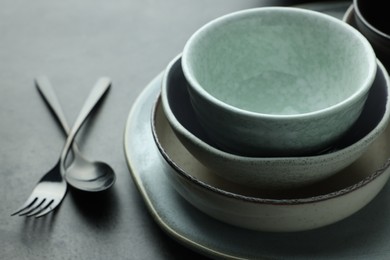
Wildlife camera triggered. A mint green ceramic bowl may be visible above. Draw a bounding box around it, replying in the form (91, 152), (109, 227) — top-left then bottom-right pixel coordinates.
(162, 55), (390, 189)
(182, 7), (377, 157)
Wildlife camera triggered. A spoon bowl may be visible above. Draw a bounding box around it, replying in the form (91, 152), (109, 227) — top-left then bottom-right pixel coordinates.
(65, 151), (116, 192)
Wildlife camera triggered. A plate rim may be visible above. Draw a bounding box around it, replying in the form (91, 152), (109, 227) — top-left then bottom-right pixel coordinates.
(123, 73), (244, 259)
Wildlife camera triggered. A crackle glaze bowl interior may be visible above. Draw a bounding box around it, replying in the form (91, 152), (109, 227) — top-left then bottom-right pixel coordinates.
(161, 55), (390, 190)
(182, 7), (377, 157)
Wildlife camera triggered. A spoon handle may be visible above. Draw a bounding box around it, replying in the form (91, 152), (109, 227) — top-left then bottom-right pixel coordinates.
(59, 77), (111, 172)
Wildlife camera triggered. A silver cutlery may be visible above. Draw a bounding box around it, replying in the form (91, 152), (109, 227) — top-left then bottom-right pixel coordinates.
(35, 76), (116, 192)
(11, 77), (111, 217)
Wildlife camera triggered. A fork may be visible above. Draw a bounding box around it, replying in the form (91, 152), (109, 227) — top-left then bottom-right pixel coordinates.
(11, 77), (111, 218)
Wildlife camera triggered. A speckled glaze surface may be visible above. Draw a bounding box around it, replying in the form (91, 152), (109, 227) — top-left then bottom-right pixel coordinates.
(161, 55), (390, 189)
(182, 7), (377, 156)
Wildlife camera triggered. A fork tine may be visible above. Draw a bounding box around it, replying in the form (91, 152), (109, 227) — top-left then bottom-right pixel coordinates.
(18, 198), (46, 216)
(11, 197), (38, 216)
(34, 199), (61, 218)
(26, 199), (53, 217)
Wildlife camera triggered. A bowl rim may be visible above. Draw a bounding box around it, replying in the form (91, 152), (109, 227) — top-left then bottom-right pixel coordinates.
(182, 6), (377, 119)
(353, 0), (390, 40)
(157, 55), (390, 205)
(162, 54), (390, 163)
(154, 95), (390, 205)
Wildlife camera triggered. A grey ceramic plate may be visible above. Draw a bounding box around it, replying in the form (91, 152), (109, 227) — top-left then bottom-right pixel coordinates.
(125, 77), (390, 259)
(125, 72), (390, 259)
(124, 2), (390, 259)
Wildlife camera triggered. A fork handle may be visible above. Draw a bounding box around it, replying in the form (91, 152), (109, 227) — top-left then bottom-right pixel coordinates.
(35, 76), (84, 156)
(35, 76), (72, 134)
(59, 77), (111, 170)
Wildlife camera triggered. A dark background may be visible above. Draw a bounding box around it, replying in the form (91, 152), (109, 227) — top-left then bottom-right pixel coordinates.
(1, 1), (351, 259)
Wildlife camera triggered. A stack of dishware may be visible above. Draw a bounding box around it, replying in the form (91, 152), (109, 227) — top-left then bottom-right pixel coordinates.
(152, 7), (390, 232)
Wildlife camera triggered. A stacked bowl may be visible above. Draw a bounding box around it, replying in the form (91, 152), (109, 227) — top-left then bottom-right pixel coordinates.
(152, 7), (390, 232)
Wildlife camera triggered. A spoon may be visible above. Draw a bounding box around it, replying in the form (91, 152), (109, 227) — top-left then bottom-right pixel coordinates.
(35, 76), (116, 192)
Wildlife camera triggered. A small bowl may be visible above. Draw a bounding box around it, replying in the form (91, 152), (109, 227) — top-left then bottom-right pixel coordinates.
(352, 0), (390, 68)
(153, 92), (390, 232)
(182, 7), (377, 156)
(161, 55), (390, 189)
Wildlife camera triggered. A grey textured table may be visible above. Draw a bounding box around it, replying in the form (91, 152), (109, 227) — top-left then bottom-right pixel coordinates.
(1, 1), (352, 259)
